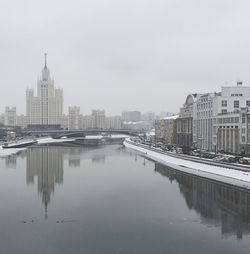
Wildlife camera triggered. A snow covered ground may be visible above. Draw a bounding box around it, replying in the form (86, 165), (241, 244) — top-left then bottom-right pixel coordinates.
(37, 137), (76, 144)
(0, 146), (26, 157)
(124, 139), (250, 190)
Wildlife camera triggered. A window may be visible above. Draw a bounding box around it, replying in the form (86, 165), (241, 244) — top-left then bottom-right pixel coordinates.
(242, 114), (246, 123)
(246, 101), (250, 107)
(242, 136), (246, 143)
(221, 109), (227, 114)
(234, 100), (239, 108)
(221, 100), (227, 107)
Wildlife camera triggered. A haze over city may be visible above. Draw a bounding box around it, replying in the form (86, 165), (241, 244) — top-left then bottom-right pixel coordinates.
(1, 0), (250, 115)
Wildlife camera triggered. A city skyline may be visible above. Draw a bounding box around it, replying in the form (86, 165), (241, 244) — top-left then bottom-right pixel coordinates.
(1, 0), (250, 115)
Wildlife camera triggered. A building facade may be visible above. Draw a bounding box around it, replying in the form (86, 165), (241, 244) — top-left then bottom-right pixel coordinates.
(212, 82), (250, 152)
(155, 115), (178, 144)
(121, 111), (141, 122)
(92, 110), (106, 129)
(105, 116), (122, 129)
(68, 106), (80, 130)
(26, 54), (63, 126)
(177, 94), (198, 149)
(193, 93), (215, 151)
(5, 106), (16, 126)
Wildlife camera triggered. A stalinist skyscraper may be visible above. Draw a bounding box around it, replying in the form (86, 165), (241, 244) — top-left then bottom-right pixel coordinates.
(26, 54), (63, 125)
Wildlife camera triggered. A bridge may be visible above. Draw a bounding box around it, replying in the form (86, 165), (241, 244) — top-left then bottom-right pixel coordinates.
(20, 128), (147, 138)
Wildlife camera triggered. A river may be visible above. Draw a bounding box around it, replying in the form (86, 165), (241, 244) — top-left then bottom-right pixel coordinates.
(0, 145), (249, 254)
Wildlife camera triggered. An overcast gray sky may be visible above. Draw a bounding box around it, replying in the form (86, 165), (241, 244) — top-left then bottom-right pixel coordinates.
(1, 0), (250, 115)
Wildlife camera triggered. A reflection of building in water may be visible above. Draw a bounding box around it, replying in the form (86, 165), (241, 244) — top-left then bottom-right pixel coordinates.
(26, 147), (64, 219)
(5, 155), (17, 168)
(68, 148), (81, 167)
(155, 163), (250, 239)
(3, 150), (26, 168)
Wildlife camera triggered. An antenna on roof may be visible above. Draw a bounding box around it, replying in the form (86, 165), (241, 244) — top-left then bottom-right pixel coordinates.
(44, 53), (47, 68)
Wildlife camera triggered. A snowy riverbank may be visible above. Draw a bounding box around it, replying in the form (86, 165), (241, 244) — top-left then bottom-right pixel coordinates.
(124, 139), (250, 190)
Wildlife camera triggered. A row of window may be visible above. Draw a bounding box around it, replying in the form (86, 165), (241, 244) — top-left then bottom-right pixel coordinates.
(197, 111), (212, 118)
(197, 101), (212, 110)
(221, 100), (250, 107)
(217, 117), (239, 124)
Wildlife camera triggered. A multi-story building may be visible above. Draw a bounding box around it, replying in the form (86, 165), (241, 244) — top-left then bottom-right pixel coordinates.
(177, 94), (199, 149)
(121, 111), (141, 122)
(79, 115), (95, 129)
(26, 54), (63, 126)
(214, 112), (240, 153)
(92, 110), (106, 129)
(105, 116), (122, 129)
(193, 93), (215, 151)
(59, 114), (69, 129)
(240, 107), (250, 154)
(0, 114), (4, 125)
(155, 115), (178, 144)
(16, 115), (27, 128)
(5, 106), (16, 126)
(212, 82), (250, 152)
(68, 106), (80, 130)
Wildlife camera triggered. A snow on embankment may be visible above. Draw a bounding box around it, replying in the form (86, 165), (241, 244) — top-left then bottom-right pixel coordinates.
(37, 137), (76, 144)
(124, 139), (250, 190)
(0, 146), (26, 157)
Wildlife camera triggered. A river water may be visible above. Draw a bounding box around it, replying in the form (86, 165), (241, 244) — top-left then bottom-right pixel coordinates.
(0, 145), (249, 254)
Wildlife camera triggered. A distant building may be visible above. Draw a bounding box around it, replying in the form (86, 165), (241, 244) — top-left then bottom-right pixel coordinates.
(155, 115), (178, 144)
(16, 115), (27, 128)
(26, 54), (63, 126)
(141, 112), (155, 121)
(80, 115), (94, 129)
(122, 121), (152, 130)
(0, 114), (4, 125)
(5, 106), (16, 126)
(68, 106), (80, 130)
(122, 111), (141, 122)
(159, 112), (177, 118)
(106, 116), (122, 129)
(92, 110), (106, 129)
(59, 114), (69, 129)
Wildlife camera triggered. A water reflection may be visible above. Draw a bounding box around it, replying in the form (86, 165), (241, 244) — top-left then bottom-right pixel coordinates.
(68, 147), (81, 167)
(5, 156), (17, 168)
(26, 147), (64, 219)
(155, 163), (250, 239)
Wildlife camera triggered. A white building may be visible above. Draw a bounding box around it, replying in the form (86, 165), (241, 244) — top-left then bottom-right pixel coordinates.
(122, 111), (141, 122)
(193, 82), (250, 152)
(79, 115), (95, 129)
(193, 93), (215, 151)
(26, 54), (63, 126)
(68, 106), (80, 130)
(16, 115), (27, 128)
(212, 82), (250, 152)
(105, 116), (122, 129)
(92, 110), (106, 129)
(5, 106), (16, 126)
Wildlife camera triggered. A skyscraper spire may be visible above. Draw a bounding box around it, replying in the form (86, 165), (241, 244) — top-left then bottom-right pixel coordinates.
(44, 53), (47, 68)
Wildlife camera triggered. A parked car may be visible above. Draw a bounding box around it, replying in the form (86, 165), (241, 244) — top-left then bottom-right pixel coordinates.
(190, 149), (200, 157)
(239, 157), (250, 165)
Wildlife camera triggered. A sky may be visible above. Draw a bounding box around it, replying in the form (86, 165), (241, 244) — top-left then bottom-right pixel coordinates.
(1, 0), (250, 115)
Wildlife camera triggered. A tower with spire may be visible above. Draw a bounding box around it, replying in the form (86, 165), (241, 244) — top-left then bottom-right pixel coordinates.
(26, 53), (63, 125)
